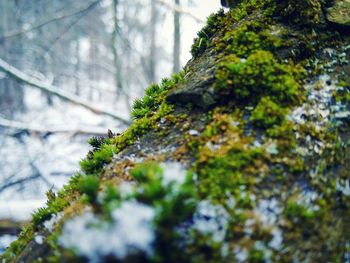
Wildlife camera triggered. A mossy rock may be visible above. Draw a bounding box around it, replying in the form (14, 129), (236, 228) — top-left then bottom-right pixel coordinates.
(2, 1), (350, 262)
(326, 0), (350, 26)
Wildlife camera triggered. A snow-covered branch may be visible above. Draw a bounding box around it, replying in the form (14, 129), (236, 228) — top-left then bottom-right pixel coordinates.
(155, 0), (205, 23)
(0, 117), (111, 136)
(0, 58), (131, 125)
(0, 0), (101, 40)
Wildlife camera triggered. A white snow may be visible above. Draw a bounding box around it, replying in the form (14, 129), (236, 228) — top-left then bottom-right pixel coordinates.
(34, 235), (44, 245)
(0, 235), (17, 254)
(160, 162), (187, 187)
(0, 199), (46, 221)
(43, 212), (63, 232)
(336, 179), (350, 196)
(188, 130), (199, 136)
(193, 200), (229, 243)
(59, 201), (155, 262)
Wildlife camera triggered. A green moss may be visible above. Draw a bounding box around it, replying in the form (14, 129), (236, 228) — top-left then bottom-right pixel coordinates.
(218, 20), (282, 57)
(32, 207), (53, 226)
(250, 96), (289, 128)
(58, 173), (82, 196)
(284, 200), (317, 221)
(197, 147), (263, 204)
(78, 175), (100, 204)
(277, 0), (323, 25)
(215, 50), (305, 106)
(191, 9), (225, 58)
(80, 144), (116, 176)
(131, 71), (184, 119)
(248, 248), (265, 263)
(87, 136), (106, 150)
(1, 225), (35, 260)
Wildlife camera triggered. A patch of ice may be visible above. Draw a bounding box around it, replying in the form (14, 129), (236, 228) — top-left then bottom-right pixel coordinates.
(193, 200), (229, 243)
(59, 201), (155, 262)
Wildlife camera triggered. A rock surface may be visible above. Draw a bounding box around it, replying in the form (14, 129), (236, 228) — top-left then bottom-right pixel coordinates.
(2, 0), (350, 262)
(327, 0), (350, 26)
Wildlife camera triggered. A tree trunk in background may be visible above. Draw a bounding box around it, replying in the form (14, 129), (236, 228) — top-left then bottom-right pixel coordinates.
(0, 0), (24, 118)
(173, 0), (181, 73)
(149, 0), (157, 83)
(112, 0), (124, 100)
(74, 40), (81, 96)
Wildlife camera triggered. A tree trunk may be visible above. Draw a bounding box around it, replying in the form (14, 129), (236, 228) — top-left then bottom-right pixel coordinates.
(149, 0), (157, 83)
(0, 0), (24, 118)
(173, 0), (181, 73)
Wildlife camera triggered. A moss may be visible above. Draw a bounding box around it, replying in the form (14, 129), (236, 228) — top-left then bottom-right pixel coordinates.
(284, 200), (317, 221)
(131, 71), (184, 119)
(78, 175), (100, 204)
(250, 96), (289, 128)
(80, 143), (116, 176)
(277, 0), (323, 25)
(248, 248), (265, 263)
(215, 50), (306, 106)
(217, 20), (282, 57)
(1, 225), (35, 260)
(191, 9), (226, 58)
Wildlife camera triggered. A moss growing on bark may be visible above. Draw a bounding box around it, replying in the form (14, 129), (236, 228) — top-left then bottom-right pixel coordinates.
(2, 0), (350, 262)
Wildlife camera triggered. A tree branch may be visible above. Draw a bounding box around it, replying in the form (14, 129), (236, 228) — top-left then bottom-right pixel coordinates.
(155, 0), (205, 23)
(0, 116), (112, 136)
(0, 0), (101, 40)
(0, 58), (131, 125)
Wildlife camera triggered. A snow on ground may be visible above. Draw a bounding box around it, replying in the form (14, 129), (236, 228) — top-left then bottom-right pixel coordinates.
(0, 235), (17, 254)
(0, 199), (46, 221)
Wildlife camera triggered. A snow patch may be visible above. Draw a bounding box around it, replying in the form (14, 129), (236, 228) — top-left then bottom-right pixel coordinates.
(0, 235), (17, 254)
(193, 200), (229, 243)
(160, 162), (187, 187)
(59, 201), (155, 262)
(44, 212), (63, 232)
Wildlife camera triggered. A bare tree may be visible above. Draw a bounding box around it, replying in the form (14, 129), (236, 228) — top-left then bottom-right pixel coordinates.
(173, 0), (181, 73)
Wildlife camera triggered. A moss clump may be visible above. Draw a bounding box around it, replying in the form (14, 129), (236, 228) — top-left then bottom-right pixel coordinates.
(191, 10), (226, 58)
(78, 175), (100, 204)
(80, 143), (116, 176)
(215, 50), (305, 106)
(277, 0), (323, 25)
(284, 200), (317, 222)
(250, 96), (289, 128)
(131, 71), (184, 119)
(217, 20), (282, 57)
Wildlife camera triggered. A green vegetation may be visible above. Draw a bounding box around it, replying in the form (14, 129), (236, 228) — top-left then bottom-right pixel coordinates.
(215, 50), (305, 106)
(3, 0), (350, 262)
(78, 175), (100, 204)
(217, 20), (282, 57)
(250, 96), (288, 128)
(191, 9), (225, 57)
(131, 71), (185, 119)
(80, 144), (116, 176)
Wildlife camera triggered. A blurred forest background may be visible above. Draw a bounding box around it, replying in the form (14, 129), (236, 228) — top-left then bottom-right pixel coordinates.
(0, 0), (220, 250)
